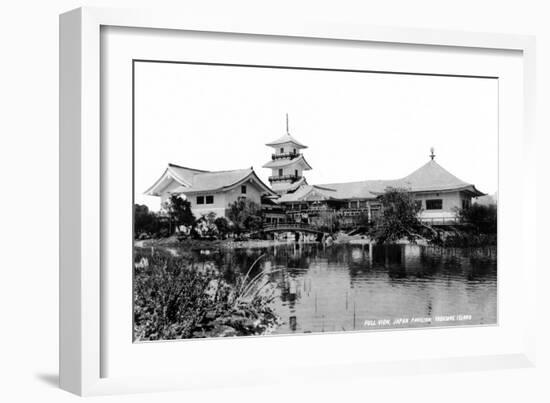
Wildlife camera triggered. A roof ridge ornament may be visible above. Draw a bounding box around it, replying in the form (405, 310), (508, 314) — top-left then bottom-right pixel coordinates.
(430, 147), (436, 161)
(286, 113), (290, 135)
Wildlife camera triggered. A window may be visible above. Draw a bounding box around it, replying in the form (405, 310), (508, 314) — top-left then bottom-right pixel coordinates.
(278, 168), (283, 176)
(462, 199), (471, 210)
(349, 201), (358, 209)
(241, 185), (247, 194)
(294, 169), (298, 177)
(293, 148), (296, 154)
(359, 200), (367, 208)
(205, 195), (214, 204)
(280, 147), (284, 154)
(426, 199), (443, 210)
(196, 196), (204, 205)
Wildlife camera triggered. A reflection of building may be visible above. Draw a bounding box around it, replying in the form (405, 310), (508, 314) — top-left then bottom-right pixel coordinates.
(144, 164), (276, 217)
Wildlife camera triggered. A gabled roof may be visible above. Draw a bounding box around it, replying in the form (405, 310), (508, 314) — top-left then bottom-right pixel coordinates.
(265, 133), (307, 149)
(145, 165), (276, 196)
(262, 154), (312, 170)
(167, 163), (208, 185)
(144, 164), (208, 196)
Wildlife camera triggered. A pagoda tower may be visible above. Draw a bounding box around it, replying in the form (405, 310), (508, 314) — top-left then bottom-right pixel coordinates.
(263, 115), (312, 194)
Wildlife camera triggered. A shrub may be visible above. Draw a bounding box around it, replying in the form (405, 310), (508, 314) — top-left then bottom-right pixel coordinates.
(133, 251), (279, 340)
(458, 203), (497, 234)
(194, 212), (219, 239)
(134, 204), (164, 238)
(214, 216), (231, 238)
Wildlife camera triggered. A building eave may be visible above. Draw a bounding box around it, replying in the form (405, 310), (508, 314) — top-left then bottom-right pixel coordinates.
(143, 167), (188, 196)
(266, 141), (308, 149)
(411, 185), (485, 196)
(262, 154), (312, 170)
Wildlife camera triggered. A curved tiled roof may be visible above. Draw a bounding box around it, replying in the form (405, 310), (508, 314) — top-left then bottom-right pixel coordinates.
(265, 133), (307, 149)
(167, 163), (208, 186)
(183, 168), (255, 193)
(262, 154), (312, 170)
(145, 165), (276, 196)
(317, 179), (400, 200)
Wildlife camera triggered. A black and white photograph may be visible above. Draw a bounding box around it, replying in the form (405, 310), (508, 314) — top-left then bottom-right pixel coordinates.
(132, 60), (498, 341)
(5, 0), (550, 400)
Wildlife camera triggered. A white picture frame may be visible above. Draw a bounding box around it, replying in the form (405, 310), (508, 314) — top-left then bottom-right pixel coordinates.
(59, 6), (537, 396)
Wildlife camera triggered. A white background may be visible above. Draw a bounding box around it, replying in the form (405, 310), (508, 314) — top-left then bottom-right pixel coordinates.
(0, 1), (548, 402)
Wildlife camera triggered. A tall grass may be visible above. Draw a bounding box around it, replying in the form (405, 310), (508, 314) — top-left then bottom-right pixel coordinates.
(133, 251), (280, 340)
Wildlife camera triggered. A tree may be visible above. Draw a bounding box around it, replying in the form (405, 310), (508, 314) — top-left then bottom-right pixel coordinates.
(134, 204), (162, 238)
(162, 195), (195, 235)
(458, 203), (497, 234)
(368, 187), (422, 244)
(226, 197), (263, 233)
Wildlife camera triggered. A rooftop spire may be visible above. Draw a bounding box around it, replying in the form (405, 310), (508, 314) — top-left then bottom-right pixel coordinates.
(286, 113), (290, 135)
(429, 147), (436, 161)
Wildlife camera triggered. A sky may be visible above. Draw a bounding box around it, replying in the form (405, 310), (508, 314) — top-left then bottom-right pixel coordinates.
(134, 61), (498, 211)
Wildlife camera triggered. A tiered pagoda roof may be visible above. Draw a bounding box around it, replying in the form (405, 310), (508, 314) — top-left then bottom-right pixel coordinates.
(262, 154), (312, 170)
(265, 133), (308, 149)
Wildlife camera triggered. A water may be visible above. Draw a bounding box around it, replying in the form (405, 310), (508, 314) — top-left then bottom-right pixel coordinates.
(172, 243), (497, 334)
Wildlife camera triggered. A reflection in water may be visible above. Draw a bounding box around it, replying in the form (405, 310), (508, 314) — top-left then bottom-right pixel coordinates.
(183, 243), (497, 334)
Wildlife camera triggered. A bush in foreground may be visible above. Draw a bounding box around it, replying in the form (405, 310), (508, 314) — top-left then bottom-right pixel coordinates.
(133, 251), (280, 340)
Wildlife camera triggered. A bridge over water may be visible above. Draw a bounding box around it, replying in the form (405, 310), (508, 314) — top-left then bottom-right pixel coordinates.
(252, 223), (330, 241)
(261, 223), (329, 235)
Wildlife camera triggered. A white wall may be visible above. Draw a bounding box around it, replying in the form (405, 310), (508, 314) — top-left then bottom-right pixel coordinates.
(1, 1), (548, 403)
(224, 181), (262, 206)
(186, 182), (263, 217)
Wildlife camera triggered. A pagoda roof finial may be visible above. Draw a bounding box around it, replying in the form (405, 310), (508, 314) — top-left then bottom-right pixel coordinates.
(265, 114), (308, 149)
(429, 147), (436, 161)
(286, 113), (290, 135)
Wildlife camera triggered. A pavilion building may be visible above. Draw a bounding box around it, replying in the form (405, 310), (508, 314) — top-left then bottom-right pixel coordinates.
(144, 164), (277, 218)
(265, 136), (485, 226)
(145, 118), (485, 228)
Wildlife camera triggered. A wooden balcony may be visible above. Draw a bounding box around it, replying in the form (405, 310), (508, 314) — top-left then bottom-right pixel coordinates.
(271, 151), (300, 160)
(268, 174), (301, 183)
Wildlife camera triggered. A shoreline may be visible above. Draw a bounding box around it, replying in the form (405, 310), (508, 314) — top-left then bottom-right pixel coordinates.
(134, 235), (495, 251)
(135, 237), (325, 250)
